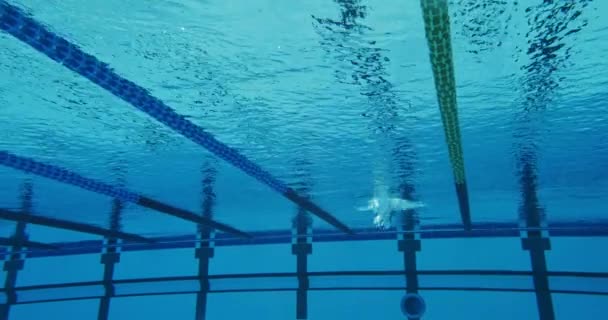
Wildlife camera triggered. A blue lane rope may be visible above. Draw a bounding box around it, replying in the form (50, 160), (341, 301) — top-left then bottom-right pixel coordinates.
(0, 151), (250, 238)
(3, 220), (606, 258)
(0, 151), (139, 202)
(0, 2), (352, 234)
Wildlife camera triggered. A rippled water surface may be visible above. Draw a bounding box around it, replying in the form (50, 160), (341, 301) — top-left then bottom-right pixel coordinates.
(0, 0), (607, 238)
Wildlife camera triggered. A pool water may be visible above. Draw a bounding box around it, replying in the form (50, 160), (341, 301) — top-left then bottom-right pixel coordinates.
(0, 0), (607, 319)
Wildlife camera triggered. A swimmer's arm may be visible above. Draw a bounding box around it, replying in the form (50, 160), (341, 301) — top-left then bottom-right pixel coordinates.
(357, 204), (373, 211)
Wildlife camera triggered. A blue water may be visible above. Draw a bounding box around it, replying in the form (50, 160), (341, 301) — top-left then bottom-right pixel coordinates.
(0, 0), (607, 319)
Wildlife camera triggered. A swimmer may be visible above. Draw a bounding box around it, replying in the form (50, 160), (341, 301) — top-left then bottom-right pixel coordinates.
(357, 194), (425, 229)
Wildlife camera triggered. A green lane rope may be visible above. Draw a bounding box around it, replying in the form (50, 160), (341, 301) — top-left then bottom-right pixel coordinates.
(420, 0), (472, 229)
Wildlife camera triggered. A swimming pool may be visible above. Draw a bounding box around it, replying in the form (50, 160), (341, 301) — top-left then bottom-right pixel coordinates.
(0, 0), (607, 319)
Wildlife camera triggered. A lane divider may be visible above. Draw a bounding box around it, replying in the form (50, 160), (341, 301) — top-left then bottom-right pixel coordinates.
(419, 0), (472, 229)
